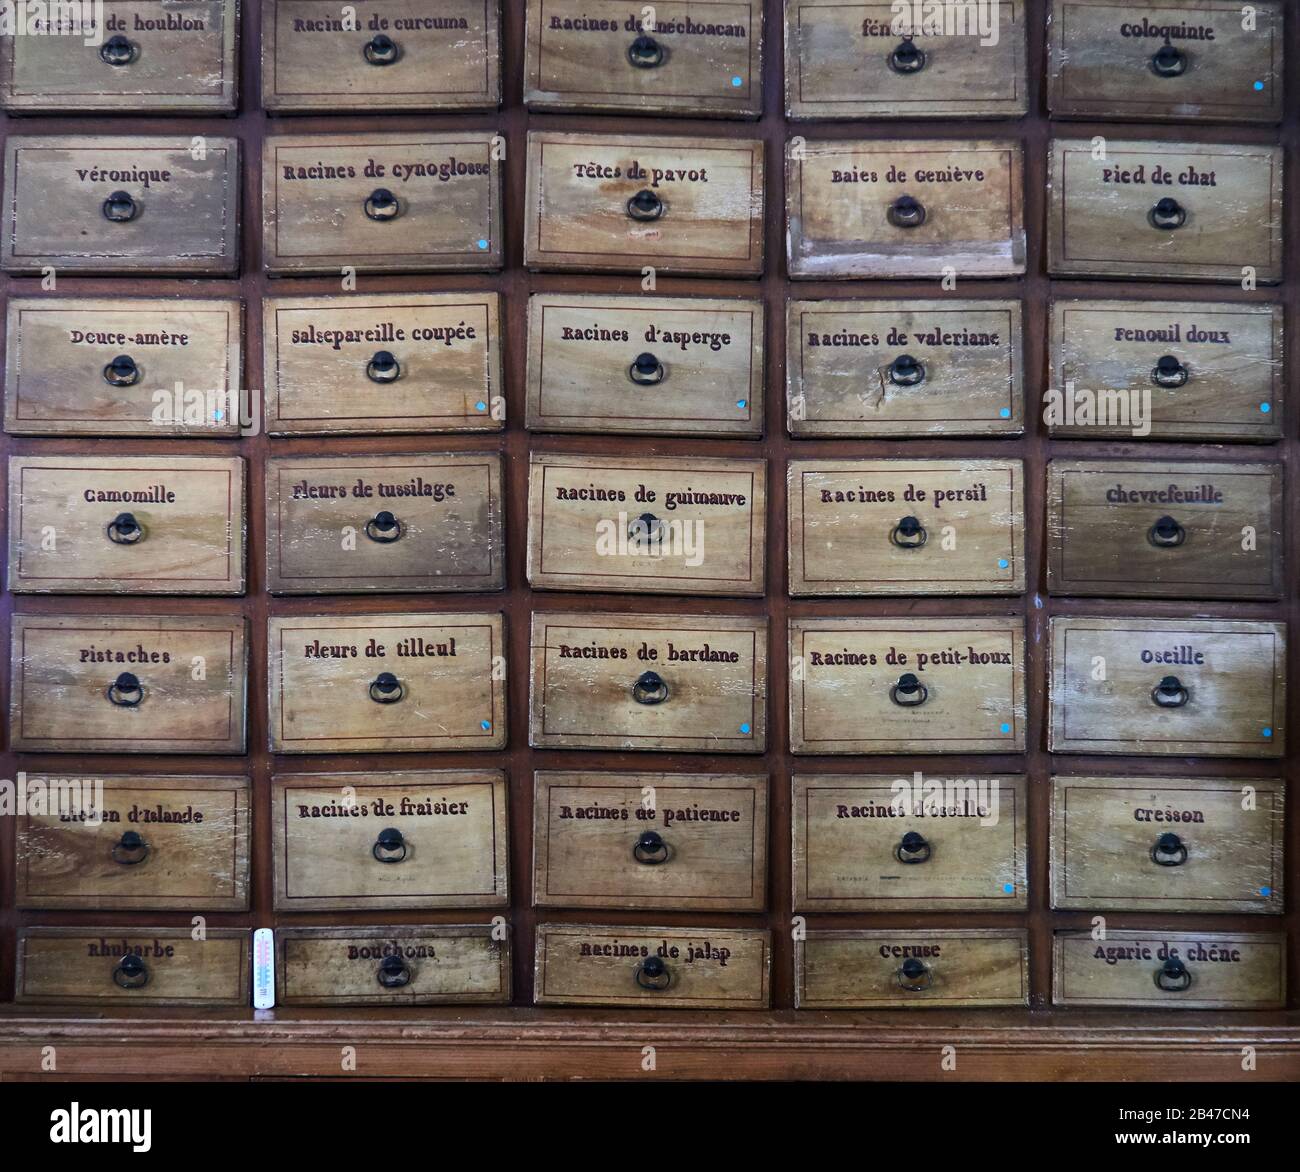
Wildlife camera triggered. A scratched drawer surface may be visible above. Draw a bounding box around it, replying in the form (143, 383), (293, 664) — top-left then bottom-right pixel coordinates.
(534, 923), (770, 1008)
(272, 771), (508, 911)
(263, 293), (502, 435)
(10, 613), (248, 755)
(789, 617), (1026, 755)
(525, 0), (762, 117)
(524, 131), (764, 276)
(1048, 299), (1282, 441)
(8, 455), (245, 594)
(796, 929), (1029, 1009)
(262, 0), (501, 112)
(786, 0), (1027, 120)
(1, 135), (239, 276)
(1048, 617), (1285, 758)
(1050, 775), (1284, 914)
(1046, 459), (1283, 600)
(527, 452), (765, 596)
(268, 613), (506, 754)
(262, 133), (502, 275)
(787, 139), (1025, 279)
(792, 774), (1027, 912)
(788, 458), (1025, 595)
(787, 299), (1023, 437)
(15, 775), (250, 911)
(529, 611), (767, 753)
(16, 927), (249, 1006)
(1053, 930), (1285, 1009)
(1047, 138), (1283, 283)
(0, 0), (238, 113)
(1047, 0), (1284, 124)
(265, 453), (504, 594)
(525, 293), (763, 437)
(533, 771), (768, 911)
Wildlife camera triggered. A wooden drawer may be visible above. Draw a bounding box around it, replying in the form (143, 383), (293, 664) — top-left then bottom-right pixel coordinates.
(8, 455), (245, 594)
(534, 923), (770, 1008)
(0, 0), (238, 114)
(792, 773), (1027, 911)
(1, 135), (239, 276)
(1047, 0), (1284, 124)
(786, 299), (1023, 437)
(524, 131), (764, 276)
(788, 458), (1025, 596)
(786, 0), (1027, 120)
(272, 771), (508, 911)
(1050, 775), (1284, 914)
(529, 611), (767, 753)
(15, 775), (250, 911)
(262, 133), (502, 275)
(263, 293), (502, 436)
(1047, 138), (1283, 283)
(525, 293), (763, 437)
(268, 613), (506, 754)
(787, 139), (1025, 279)
(262, 0), (501, 113)
(525, 0), (762, 117)
(1048, 617), (1285, 758)
(15, 927), (249, 1007)
(533, 771), (767, 911)
(1048, 299), (1282, 442)
(527, 452), (765, 596)
(795, 929), (1029, 1009)
(10, 614), (248, 754)
(789, 617), (1026, 754)
(265, 453), (504, 594)
(277, 926), (510, 1007)
(1053, 930), (1285, 1009)
(1046, 459), (1283, 600)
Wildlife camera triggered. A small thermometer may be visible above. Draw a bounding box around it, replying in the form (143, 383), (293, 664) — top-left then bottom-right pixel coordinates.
(253, 927), (275, 1010)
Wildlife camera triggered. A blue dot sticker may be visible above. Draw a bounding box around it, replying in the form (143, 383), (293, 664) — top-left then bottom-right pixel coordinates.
(739, 723), (751, 734)
(1003, 883), (1014, 894)
(1262, 727), (1273, 738)
(1000, 722), (1011, 734)
(1261, 402), (1271, 413)
(737, 399), (747, 409)
(480, 720), (491, 731)
(731, 75), (743, 87)
(1260, 886), (1272, 897)
(476, 238), (489, 250)
(475, 400), (487, 412)
(998, 558), (1009, 569)
(1254, 80), (1265, 91)
(999, 407), (1011, 418)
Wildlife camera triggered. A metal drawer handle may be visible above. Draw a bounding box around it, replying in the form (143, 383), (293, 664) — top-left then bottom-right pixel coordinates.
(1148, 515), (1186, 548)
(1151, 355), (1189, 388)
(112, 954), (149, 989)
(1151, 831), (1188, 867)
(106, 511), (145, 545)
(1151, 675), (1190, 709)
(629, 352), (666, 385)
(364, 34), (400, 65)
(107, 671), (145, 708)
(627, 189), (664, 221)
(887, 353), (925, 387)
(364, 187), (400, 221)
(896, 957), (932, 991)
(890, 672), (928, 707)
(103, 354), (141, 387)
(887, 194), (926, 228)
(628, 34), (664, 68)
(635, 955), (672, 990)
(888, 37), (926, 73)
(1148, 197), (1186, 230)
(111, 830), (149, 865)
(1151, 42), (1188, 78)
(366, 350), (401, 383)
(895, 831), (931, 864)
(368, 671), (405, 704)
(102, 190), (138, 223)
(100, 34), (138, 67)
(1155, 956), (1192, 992)
(633, 829), (671, 865)
(377, 955), (412, 988)
(365, 510), (403, 543)
(628, 512), (663, 542)
(632, 670), (669, 705)
(373, 827), (408, 863)
(890, 515), (927, 549)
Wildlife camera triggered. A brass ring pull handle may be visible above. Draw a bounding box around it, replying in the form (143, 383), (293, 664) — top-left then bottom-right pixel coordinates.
(103, 353), (141, 387)
(368, 671), (405, 704)
(107, 671), (145, 708)
(100, 34), (138, 66)
(1151, 831), (1188, 867)
(364, 187), (400, 221)
(111, 830), (149, 866)
(1155, 956), (1192, 992)
(890, 515), (927, 549)
(102, 190), (138, 223)
(628, 34), (664, 68)
(895, 830), (932, 864)
(1148, 515), (1186, 548)
(896, 957), (932, 992)
(887, 353), (926, 387)
(887, 194), (926, 228)
(627, 189), (664, 221)
(628, 512), (664, 542)
(377, 955), (412, 988)
(1151, 675), (1190, 708)
(629, 352), (666, 385)
(106, 511), (145, 545)
(890, 672), (929, 707)
(365, 510), (402, 543)
(888, 37), (926, 73)
(112, 954), (149, 989)
(1151, 41), (1188, 77)
(635, 955), (672, 990)
(372, 827), (408, 864)
(633, 829), (671, 865)
(366, 350), (401, 383)
(1151, 354), (1189, 388)
(1148, 197), (1186, 230)
(632, 670), (669, 706)
(364, 34), (400, 65)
